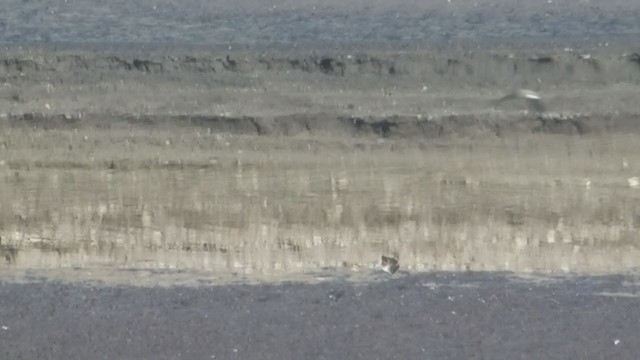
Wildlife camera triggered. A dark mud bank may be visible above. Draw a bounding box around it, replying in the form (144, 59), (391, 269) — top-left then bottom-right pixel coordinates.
(0, 52), (396, 77)
(4, 50), (640, 88)
(4, 48), (640, 138)
(5, 111), (640, 138)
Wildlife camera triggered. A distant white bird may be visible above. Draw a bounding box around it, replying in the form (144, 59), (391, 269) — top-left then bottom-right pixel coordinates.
(492, 89), (547, 113)
(628, 177), (640, 189)
(622, 157), (629, 170)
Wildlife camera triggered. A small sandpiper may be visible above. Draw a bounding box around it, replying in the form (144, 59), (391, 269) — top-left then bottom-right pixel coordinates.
(381, 255), (400, 275)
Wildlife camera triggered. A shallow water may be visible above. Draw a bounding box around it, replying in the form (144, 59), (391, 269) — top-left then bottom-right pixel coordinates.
(2, 0), (639, 48)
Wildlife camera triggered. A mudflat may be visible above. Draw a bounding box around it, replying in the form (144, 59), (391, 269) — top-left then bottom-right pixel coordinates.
(1, 1), (640, 357)
(2, 45), (640, 284)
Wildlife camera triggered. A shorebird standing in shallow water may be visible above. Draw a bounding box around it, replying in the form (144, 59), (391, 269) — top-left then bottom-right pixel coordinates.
(381, 255), (400, 275)
(492, 89), (547, 113)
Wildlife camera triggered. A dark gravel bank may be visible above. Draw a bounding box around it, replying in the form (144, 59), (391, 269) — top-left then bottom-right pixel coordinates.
(0, 272), (638, 359)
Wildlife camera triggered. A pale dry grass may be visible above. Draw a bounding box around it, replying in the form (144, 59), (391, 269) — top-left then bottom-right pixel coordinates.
(1, 124), (640, 281)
